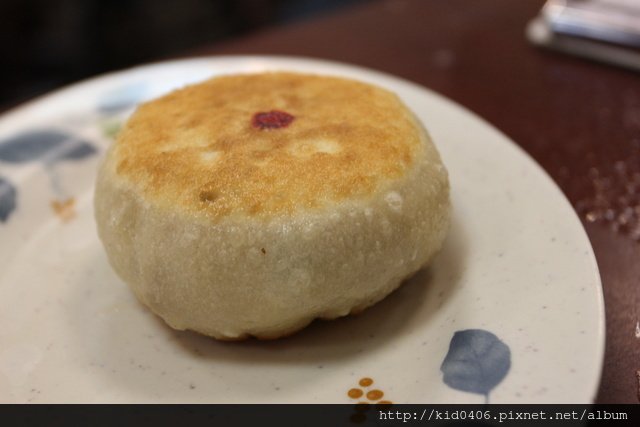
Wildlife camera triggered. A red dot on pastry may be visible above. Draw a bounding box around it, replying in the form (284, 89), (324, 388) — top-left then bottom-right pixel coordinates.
(252, 110), (295, 129)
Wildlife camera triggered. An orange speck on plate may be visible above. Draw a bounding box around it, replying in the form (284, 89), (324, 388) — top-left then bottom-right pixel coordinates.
(51, 197), (76, 222)
(348, 388), (363, 398)
(366, 389), (384, 400)
(359, 377), (373, 387)
(375, 400), (393, 411)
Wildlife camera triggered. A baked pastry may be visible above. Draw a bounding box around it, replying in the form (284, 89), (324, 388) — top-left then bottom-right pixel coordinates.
(94, 72), (450, 340)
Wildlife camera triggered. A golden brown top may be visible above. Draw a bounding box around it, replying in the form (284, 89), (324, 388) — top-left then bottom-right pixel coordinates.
(112, 72), (425, 219)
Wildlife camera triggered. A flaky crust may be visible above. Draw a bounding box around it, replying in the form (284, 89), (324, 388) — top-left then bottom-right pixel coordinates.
(111, 72), (421, 219)
(94, 72), (450, 339)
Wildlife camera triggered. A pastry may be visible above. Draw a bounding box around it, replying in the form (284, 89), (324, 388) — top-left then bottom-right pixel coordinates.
(94, 72), (450, 339)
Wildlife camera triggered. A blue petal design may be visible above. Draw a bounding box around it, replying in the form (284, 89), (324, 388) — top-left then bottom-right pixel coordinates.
(98, 83), (146, 113)
(440, 329), (511, 400)
(0, 130), (96, 164)
(57, 139), (97, 160)
(0, 176), (17, 222)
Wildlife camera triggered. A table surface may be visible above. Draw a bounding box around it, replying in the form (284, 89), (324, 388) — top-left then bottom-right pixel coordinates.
(188, 0), (638, 403)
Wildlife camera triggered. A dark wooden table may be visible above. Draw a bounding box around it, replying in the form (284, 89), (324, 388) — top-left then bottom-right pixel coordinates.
(191, 0), (639, 403)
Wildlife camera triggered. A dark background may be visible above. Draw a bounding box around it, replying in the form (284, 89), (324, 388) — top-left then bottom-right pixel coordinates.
(0, 0), (370, 110)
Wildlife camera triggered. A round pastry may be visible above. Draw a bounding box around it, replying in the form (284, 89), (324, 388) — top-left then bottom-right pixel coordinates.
(94, 72), (450, 340)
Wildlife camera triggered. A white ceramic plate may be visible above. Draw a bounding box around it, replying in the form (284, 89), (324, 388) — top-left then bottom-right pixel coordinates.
(0, 56), (604, 404)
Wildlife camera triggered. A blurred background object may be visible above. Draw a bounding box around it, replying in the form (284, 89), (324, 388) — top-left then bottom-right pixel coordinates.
(0, 0), (371, 110)
(528, 0), (640, 71)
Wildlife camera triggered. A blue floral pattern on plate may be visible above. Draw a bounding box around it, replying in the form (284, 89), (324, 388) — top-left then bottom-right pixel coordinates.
(0, 130), (96, 164)
(0, 175), (16, 222)
(441, 329), (511, 403)
(0, 130), (98, 222)
(0, 81), (144, 223)
(97, 82), (146, 113)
